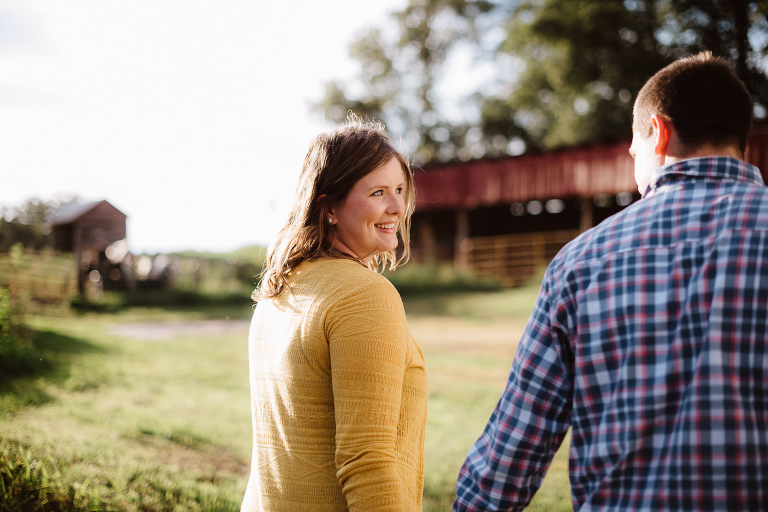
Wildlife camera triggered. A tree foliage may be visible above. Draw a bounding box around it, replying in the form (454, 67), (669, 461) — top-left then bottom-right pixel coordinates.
(316, 0), (505, 163)
(316, 0), (768, 164)
(0, 197), (78, 253)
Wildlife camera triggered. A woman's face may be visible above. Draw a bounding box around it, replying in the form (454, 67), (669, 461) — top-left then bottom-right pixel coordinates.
(328, 156), (406, 265)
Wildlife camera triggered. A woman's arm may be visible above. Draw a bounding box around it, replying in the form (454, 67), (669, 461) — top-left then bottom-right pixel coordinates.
(327, 280), (410, 512)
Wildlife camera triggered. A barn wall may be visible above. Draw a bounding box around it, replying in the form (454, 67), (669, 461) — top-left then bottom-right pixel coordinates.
(415, 130), (768, 213)
(410, 129), (768, 280)
(414, 142), (636, 212)
(76, 202), (127, 249)
(52, 224), (75, 252)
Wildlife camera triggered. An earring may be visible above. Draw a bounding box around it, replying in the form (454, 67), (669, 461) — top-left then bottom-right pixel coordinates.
(327, 218), (333, 224)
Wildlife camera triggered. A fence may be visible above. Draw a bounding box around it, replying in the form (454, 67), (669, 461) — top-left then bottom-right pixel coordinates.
(0, 246), (266, 306)
(464, 229), (580, 287)
(0, 249), (77, 303)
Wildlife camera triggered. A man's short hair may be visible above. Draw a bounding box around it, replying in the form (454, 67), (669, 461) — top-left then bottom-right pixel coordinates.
(633, 51), (753, 153)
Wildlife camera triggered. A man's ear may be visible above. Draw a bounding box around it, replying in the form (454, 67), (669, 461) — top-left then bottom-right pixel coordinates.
(651, 114), (671, 156)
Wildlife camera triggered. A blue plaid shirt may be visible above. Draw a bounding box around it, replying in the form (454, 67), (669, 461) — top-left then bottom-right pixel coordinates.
(454, 157), (768, 511)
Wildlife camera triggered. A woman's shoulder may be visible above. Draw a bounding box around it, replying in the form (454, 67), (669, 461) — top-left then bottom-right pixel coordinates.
(296, 258), (401, 304)
(300, 258), (395, 286)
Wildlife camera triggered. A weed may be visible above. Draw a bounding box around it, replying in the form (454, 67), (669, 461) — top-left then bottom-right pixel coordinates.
(0, 288), (46, 380)
(0, 439), (243, 512)
(0, 441), (78, 512)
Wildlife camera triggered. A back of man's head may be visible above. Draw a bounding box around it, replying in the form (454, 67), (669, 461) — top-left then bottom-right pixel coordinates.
(633, 51), (753, 154)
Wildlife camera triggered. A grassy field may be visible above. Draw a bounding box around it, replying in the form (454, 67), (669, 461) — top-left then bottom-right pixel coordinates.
(409, 286), (572, 512)
(0, 280), (572, 511)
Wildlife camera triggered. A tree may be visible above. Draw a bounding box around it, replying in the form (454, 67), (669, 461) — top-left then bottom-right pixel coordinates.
(316, 0), (768, 164)
(315, 0), (505, 163)
(659, 0), (768, 114)
(0, 197), (79, 253)
(492, 0), (669, 149)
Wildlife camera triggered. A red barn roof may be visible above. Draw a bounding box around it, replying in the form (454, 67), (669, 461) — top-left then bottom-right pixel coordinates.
(415, 129), (768, 212)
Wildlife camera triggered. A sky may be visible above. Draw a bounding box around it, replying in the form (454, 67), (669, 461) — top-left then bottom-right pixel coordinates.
(0, 0), (408, 254)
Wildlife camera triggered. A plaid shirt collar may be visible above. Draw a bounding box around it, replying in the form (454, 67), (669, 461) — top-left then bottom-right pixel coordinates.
(644, 156), (764, 197)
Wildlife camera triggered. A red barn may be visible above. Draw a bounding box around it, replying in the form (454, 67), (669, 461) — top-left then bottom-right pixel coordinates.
(412, 128), (768, 286)
(51, 200), (128, 293)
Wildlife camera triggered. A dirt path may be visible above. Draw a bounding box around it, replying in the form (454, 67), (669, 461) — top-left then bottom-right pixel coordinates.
(109, 316), (526, 358)
(110, 319), (250, 340)
(408, 316), (525, 358)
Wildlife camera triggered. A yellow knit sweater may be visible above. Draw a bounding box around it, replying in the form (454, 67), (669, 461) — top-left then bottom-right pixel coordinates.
(241, 258), (428, 512)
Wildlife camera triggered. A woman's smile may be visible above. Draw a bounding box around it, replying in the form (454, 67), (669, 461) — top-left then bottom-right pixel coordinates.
(328, 156), (406, 265)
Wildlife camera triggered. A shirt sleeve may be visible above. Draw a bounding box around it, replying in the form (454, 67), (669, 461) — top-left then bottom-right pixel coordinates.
(326, 279), (410, 512)
(453, 272), (574, 512)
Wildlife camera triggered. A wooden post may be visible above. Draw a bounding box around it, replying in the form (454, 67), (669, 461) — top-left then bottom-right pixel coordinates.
(419, 219), (437, 263)
(533, 233), (544, 271)
(454, 207), (469, 269)
(579, 197), (593, 233)
(74, 223), (86, 295)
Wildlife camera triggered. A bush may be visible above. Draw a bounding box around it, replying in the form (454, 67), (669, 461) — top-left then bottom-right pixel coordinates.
(384, 263), (501, 296)
(0, 288), (43, 379)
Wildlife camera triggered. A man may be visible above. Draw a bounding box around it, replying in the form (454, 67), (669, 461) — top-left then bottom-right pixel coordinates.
(454, 52), (767, 511)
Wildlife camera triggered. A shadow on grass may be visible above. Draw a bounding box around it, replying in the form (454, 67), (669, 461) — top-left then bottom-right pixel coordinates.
(70, 289), (255, 320)
(0, 328), (105, 411)
(32, 328), (106, 357)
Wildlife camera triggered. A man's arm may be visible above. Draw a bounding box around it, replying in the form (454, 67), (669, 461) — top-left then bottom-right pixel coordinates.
(453, 279), (574, 512)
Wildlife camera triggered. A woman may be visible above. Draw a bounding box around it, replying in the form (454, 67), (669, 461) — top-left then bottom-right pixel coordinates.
(241, 117), (428, 512)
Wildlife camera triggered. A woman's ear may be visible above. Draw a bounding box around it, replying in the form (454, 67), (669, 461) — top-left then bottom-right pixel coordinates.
(325, 206), (336, 225)
(317, 194), (336, 224)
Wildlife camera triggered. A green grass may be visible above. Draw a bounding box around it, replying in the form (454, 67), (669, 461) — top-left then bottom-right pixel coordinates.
(0, 313), (251, 511)
(422, 350), (513, 510)
(403, 278), (572, 512)
(1, 277), (573, 511)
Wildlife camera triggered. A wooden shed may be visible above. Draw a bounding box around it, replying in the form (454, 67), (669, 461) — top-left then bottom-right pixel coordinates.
(412, 128), (768, 286)
(51, 200), (127, 293)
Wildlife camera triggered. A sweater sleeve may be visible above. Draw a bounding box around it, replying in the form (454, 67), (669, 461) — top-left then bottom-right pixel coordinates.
(326, 278), (409, 512)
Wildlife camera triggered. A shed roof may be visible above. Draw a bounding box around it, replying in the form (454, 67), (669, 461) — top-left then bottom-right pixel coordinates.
(51, 200), (126, 226)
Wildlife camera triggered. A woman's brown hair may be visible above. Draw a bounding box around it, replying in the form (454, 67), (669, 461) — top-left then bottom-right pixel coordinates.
(254, 115), (415, 300)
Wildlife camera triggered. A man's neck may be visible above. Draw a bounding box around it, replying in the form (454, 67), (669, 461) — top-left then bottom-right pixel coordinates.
(664, 143), (744, 166)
